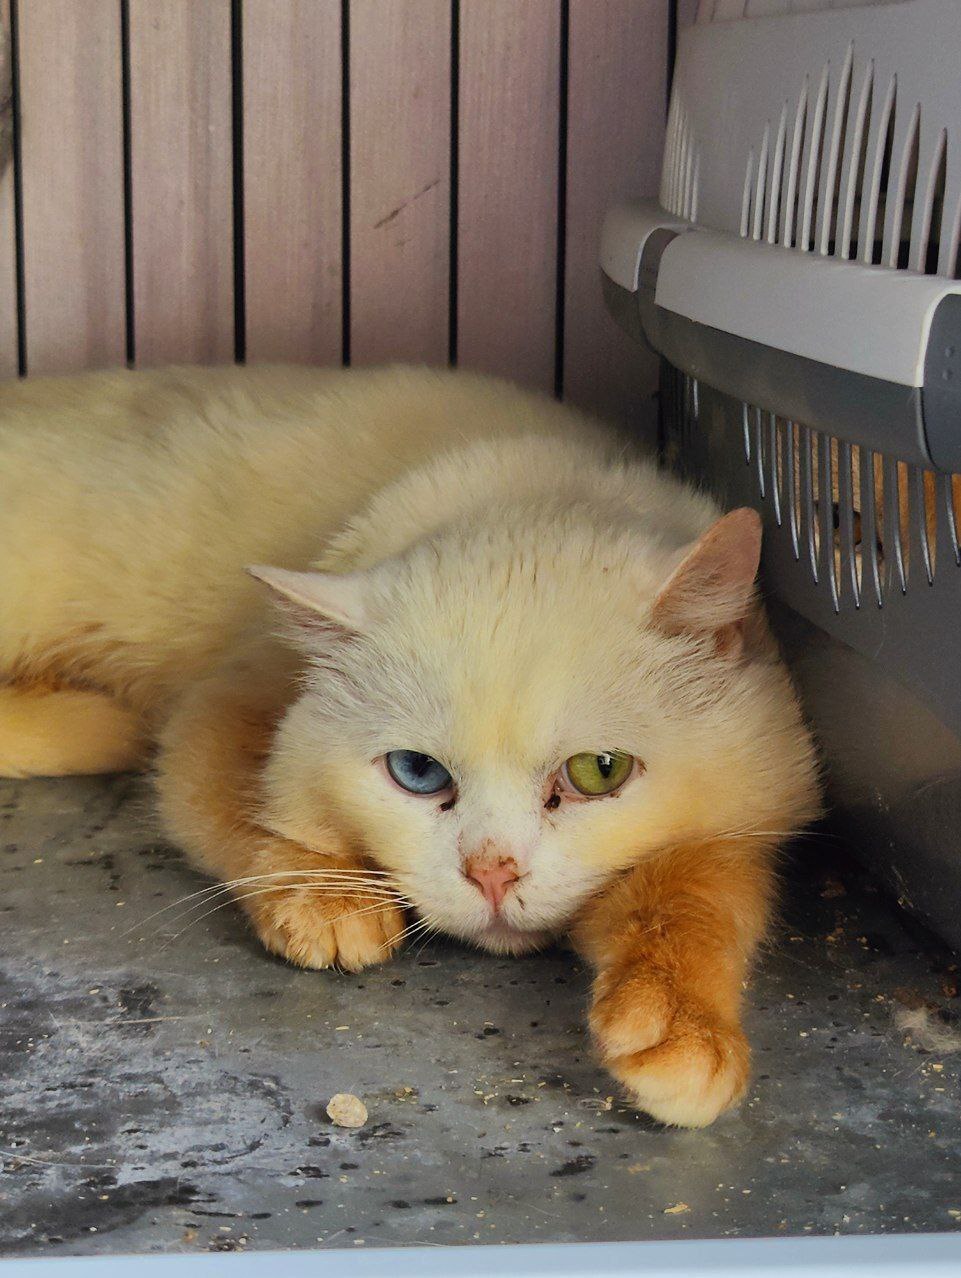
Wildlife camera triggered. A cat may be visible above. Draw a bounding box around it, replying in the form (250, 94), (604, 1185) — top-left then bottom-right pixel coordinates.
(0, 363), (820, 1127)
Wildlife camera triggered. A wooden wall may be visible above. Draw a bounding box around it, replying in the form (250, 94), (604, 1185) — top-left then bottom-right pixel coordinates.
(0, 1), (676, 435)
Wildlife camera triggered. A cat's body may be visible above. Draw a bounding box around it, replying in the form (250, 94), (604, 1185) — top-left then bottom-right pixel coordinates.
(0, 364), (819, 1127)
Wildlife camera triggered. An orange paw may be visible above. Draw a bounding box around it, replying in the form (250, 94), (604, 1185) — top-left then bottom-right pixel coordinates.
(243, 885), (406, 972)
(590, 971), (750, 1127)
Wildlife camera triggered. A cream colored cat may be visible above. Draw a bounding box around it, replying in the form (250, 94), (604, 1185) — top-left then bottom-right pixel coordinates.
(0, 364), (819, 1127)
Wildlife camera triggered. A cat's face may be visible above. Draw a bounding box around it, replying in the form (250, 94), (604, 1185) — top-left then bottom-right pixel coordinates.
(254, 508), (814, 954)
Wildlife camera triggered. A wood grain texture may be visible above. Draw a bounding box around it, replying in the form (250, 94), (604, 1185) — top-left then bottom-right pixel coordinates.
(242, 0), (342, 364)
(0, 0), (16, 377)
(128, 0), (233, 365)
(457, 0), (559, 391)
(17, 0), (125, 373)
(563, 0), (668, 439)
(348, 0), (450, 366)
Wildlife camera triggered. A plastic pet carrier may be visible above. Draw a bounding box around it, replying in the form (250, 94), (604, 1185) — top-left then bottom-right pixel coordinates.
(603, 0), (961, 950)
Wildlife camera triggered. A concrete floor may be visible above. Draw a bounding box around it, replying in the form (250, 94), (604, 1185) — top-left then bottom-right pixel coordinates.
(1, 773), (960, 1258)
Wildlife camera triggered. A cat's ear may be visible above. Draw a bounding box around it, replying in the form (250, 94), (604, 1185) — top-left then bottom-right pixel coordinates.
(246, 565), (368, 642)
(651, 508), (762, 658)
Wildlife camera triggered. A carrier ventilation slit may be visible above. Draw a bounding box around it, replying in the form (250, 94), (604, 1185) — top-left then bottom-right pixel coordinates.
(787, 420), (801, 559)
(769, 414), (783, 527)
(862, 76), (897, 266)
(817, 45), (853, 256)
(781, 79), (809, 248)
(841, 65), (874, 261)
(861, 446), (883, 606)
(741, 148), (756, 239)
(913, 128), (947, 274)
(742, 401), (752, 463)
(817, 432), (840, 610)
(754, 406), (766, 498)
(940, 472), (961, 565)
(751, 125), (771, 241)
(835, 439), (859, 607)
(882, 456), (907, 594)
(800, 426), (818, 582)
(885, 103), (921, 270)
(911, 466), (935, 583)
(766, 106), (788, 244)
(799, 63), (830, 253)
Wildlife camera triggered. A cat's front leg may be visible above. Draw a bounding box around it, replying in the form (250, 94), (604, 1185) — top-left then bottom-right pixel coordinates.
(155, 641), (405, 972)
(570, 839), (774, 1128)
(237, 836), (407, 972)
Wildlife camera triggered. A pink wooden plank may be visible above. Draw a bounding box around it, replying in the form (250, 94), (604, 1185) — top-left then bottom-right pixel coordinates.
(17, 0), (125, 373)
(128, 0), (233, 365)
(564, 0), (668, 438)
(349, 0), (450, 366)
(243, 0), (342, 364)
(0, 0), (16, 377)
(677, 0), (703, 24)
(457, 0), (559, 392)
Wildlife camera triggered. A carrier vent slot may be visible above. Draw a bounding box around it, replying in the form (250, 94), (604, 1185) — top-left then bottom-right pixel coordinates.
(800, 425), (818, 582)
(787, 419), (801, 559)
(862, 76), (897, 266)
(884, 103), (920, 270)
(911, 127), (947, 274)
(754, 405), (766, 497)
(840, 65), (874, 261)
(781, 79), (809, 248)
(741, 147), (756, 239)
(939, 473), (961, 566)
(769, 413), (783, 527)
(742, 401), (752, 463)
(766, 106), (788, 243)
(751, 124), (770, 241)
(799, 63), (830, 253)
(816, 431), (840, 609)
(860, 446), (883, 606)
(835, 439), (859, 606)
(907, 465), (935, 583)
(816, 45), (853, 255)
(881, 456), (907, 594)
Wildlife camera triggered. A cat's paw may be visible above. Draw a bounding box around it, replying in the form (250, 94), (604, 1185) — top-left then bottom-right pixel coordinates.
(243, 887), (406, 972)
(590, 971), (749, 1128)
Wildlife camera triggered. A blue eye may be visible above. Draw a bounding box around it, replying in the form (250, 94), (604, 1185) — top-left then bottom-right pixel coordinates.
(385, 750), (453, 795)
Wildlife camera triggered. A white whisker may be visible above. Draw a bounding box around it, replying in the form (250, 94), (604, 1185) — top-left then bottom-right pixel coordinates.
(125, 869), (405, 937)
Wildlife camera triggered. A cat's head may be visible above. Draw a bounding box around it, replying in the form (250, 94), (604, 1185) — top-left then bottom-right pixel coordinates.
(250, 506), (818, 955)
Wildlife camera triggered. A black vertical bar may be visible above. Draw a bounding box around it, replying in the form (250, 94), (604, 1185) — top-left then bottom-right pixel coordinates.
(230, 0), (246, 363)
(553, 0), (569, 400)
(340, 0), (351, 366)
(120, 0), (136, 366)
(667, 0), (678, 105)
(447, 0), (459, 367)
(8, 0), (25, 375)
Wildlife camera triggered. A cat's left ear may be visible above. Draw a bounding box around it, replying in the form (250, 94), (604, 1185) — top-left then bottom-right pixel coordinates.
(246, 565), (368, 644)
(650, 508), (762, 659)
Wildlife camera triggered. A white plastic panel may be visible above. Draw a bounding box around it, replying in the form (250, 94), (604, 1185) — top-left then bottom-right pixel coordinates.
(654, 228), (961, 385)
(667, 0), (961, 286)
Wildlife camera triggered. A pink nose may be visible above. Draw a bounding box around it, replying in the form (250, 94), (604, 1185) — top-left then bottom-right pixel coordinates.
(464, 856), (520, 912)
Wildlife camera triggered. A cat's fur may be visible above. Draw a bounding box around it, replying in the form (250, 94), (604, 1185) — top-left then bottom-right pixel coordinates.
(0, 364), (820, 1126)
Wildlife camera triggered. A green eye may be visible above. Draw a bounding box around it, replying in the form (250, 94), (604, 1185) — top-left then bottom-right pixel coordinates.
(562, 751), (634, 797)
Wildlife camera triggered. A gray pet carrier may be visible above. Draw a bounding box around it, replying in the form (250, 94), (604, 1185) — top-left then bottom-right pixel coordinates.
(603, 0), (961, 949)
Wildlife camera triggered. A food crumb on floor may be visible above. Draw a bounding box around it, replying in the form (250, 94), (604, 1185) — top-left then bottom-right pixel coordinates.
(326, 1093), (368, 1128)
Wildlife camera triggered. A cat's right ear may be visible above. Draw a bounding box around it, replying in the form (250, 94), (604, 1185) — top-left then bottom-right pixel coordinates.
(246, 565), (368, 645)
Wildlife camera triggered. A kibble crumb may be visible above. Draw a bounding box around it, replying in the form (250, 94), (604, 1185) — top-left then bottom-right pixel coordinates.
(326, 1093), (368, 1128)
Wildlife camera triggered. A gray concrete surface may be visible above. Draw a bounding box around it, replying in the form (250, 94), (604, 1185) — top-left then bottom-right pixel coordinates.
(1, 774), (960, 1257)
